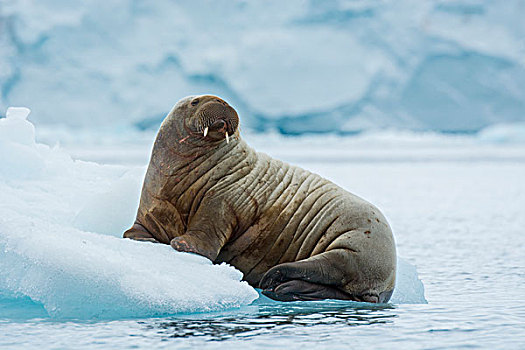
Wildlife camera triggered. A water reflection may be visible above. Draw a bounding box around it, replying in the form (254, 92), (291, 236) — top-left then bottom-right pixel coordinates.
(147, 301), (396, 341)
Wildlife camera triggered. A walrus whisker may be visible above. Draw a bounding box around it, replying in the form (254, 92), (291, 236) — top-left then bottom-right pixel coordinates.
(225, 132), (229, 143)
(204, 127), (208, 137)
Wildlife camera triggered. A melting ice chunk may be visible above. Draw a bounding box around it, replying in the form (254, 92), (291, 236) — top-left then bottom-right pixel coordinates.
(6, 107), (31, 120)
(0, 109), (259, 318)
(0, 110), (426, 320)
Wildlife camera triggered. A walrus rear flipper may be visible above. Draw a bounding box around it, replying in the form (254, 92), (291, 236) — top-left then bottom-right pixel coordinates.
(259, 248), (361, 302)
(261, 280), (354, 301)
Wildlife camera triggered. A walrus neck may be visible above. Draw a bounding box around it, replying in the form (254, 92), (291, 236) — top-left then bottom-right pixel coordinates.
(153, 131), (248, 191)
(156, 135), (242, 176)
(150, 117), (240, 172)
(164, 138), (251, 225)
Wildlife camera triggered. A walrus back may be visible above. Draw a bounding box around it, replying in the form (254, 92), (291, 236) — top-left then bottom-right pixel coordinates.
(216, 151), (396, 295)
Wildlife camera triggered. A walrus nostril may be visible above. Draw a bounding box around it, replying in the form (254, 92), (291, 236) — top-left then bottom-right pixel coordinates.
(210, 119), (227, 132)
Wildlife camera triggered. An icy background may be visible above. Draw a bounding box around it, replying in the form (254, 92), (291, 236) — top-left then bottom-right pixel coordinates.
(1, 0), (524, 134)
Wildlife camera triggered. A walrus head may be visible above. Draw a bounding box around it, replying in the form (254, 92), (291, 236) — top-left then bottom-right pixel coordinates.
(172, 95), (239, 144)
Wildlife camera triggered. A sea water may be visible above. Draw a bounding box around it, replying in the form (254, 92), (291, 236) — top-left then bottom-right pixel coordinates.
(0, 109), (523, 349)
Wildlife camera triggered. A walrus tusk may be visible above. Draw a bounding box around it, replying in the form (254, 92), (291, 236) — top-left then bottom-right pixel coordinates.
(226, 132), (229, 143)
(203, 127), (208, 137)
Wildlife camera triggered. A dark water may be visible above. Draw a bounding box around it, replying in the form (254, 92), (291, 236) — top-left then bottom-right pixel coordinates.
(152, 302), (396, 341)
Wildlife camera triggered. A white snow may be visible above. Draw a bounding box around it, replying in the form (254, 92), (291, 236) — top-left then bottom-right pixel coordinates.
(0, 107), (427, 318)
(477, 122), (525, 144)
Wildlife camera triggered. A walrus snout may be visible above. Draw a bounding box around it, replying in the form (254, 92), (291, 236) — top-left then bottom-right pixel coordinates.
(196, 101), (239, 142)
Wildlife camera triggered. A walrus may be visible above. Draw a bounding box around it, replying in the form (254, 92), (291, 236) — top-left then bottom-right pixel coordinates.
(124, 95), (396, 303)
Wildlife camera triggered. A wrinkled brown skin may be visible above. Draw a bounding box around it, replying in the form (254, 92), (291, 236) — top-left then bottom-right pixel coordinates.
(124, 95), (396, 303)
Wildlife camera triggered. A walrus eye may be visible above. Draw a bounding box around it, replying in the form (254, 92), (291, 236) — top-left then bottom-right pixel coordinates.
(191, 99), (199, 106)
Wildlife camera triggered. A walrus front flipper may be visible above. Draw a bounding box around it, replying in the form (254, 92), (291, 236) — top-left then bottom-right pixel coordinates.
(170, 197), (236, 261)
(123, 223), (160, 243)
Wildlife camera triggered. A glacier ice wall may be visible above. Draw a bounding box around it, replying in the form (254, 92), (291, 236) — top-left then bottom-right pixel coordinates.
(0, 0), (524, 134)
